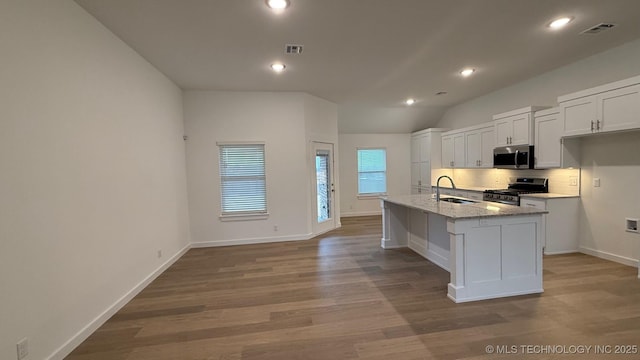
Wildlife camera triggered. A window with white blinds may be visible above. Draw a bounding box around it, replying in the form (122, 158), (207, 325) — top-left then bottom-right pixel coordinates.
(357, 148), (387, 195)
(219, 143), (267, 215)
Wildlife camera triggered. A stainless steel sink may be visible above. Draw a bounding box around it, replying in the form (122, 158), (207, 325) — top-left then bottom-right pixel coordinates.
(439, 197), (477, 204)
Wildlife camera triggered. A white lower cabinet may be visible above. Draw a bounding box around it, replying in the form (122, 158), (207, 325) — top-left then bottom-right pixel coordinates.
(464, 191), (484, 201)
(520, 196), (579, 255)
(430, 188), (483, 201)
(431, 187), (455, 197)
(411, 186), (431, 195)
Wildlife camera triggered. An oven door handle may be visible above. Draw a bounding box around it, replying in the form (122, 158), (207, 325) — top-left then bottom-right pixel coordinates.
(514, 150), (520, 169)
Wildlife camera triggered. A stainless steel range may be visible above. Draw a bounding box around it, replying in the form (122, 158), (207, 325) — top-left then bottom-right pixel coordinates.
(483, 177), (548, 206)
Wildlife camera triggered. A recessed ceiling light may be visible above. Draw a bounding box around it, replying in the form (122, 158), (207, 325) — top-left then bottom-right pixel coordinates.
(405, 98), (416, 105)
(266, 0), (290, 10)
(549, 17), (573, 29)
(460, 68), (475, 77)
(270, 63), (286, 72)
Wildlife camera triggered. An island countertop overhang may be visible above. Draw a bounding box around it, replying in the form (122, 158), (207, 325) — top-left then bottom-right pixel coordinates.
(381, 194), (548, 220)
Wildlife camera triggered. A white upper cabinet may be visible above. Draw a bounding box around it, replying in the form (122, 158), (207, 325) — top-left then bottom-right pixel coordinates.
(441, 135), (453, 168)
(534, 108), (579, 169)
(441, 131), (465, 168)
(493, 106), (548, 146)
(411, 135), (422, 162)
(411, 128), (446, 191)
(465, 125), (494, 168)
(599, 84), (640, 132)
(560, 96), (597, 136)
(558, 75), (640, 137)
(494, 118), (513, 147)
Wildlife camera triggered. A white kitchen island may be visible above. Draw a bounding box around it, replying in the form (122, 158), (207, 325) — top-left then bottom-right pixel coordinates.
(381, 195), (548, 303)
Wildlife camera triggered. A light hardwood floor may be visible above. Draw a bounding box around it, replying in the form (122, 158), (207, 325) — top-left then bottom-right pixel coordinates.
(66, 216), (640, 359)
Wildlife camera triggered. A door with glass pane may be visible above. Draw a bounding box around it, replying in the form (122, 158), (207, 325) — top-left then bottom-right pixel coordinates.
(313, 142), (335, 234)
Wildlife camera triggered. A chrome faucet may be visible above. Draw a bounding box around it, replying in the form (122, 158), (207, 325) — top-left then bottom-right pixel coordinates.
(436, 175), (456, 202)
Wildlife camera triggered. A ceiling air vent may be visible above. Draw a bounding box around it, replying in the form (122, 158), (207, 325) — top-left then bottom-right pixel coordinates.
(580, 23), (617, 35)
(285, 44), (304, 54)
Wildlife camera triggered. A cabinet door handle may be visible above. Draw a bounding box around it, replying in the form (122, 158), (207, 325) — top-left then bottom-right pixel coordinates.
(596, 119), (600, 130)
(591, 120), (594, 131)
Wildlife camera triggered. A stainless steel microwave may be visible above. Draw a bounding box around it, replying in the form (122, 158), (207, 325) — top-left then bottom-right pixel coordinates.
(493, 145), (534, 169)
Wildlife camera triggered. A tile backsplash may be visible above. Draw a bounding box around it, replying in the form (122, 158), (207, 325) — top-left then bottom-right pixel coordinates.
(432, 168), (580, 195)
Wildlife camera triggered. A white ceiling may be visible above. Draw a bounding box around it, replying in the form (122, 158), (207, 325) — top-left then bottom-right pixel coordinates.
(75, 0), (640, 133)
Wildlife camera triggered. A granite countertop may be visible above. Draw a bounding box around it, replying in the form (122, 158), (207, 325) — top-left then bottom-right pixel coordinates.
(381, 194), (548, 219)
(519, 193), (580, 199)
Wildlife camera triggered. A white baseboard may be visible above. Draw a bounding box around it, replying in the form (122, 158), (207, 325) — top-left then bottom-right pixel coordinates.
(579, 246), (639, 267)
(544, 249), (579, 255)
(426, 249), (450, 272)
(340, 210), (381, 217)
(409, 240), (450, 272)
(192, 233), (314, 248)
(47, 243), (191, 360)
(381, 237), (404, 249)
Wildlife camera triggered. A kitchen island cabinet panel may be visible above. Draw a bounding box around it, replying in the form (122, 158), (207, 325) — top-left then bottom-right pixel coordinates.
(465, 226), (502, 283)
(502, 222), (537, 277)
(381, 195), (545, 303)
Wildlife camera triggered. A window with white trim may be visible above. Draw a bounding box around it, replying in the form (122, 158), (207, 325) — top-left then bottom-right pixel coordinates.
(357, 148), (387, 195)
(218, 143), (267, 215)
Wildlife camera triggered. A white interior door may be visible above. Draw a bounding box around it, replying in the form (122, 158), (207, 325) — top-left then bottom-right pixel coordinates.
(313, 142), (336, 234)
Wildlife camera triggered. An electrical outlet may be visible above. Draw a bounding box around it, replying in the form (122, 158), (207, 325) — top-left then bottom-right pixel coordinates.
(273, 225), (278, 232)
(593, 178), (601, 187)
(17, 338), (28, 360)
(569, 176), (578, 186)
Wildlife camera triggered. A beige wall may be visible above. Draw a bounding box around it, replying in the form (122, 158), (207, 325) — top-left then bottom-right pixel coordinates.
(438, 39), (640, 130)
(184, 91), (339, 246)
(579, 131), (640, 265)
(339, 134), (411, 216)
(0, 1), (190, 359)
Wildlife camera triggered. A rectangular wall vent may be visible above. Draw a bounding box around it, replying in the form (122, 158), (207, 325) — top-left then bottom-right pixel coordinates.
(626, 218), (639, 233)
(285, 44), (304, 54)
(580, 23), (617, 34)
